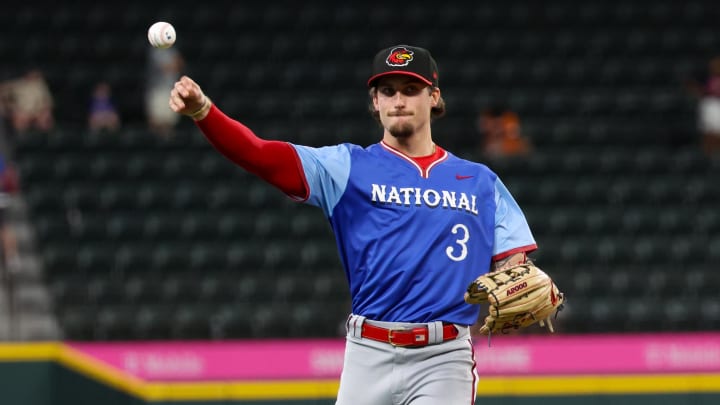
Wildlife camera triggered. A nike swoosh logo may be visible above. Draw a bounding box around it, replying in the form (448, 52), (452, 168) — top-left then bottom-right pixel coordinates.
(455, 174), (474, 180)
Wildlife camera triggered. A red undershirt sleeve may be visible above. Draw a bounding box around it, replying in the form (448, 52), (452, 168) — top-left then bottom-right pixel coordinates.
(491, 245), (537, 262)
(195, 105), (309, 200)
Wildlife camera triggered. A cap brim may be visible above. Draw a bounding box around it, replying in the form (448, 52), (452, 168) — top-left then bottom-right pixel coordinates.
(367, 71), (433, 87)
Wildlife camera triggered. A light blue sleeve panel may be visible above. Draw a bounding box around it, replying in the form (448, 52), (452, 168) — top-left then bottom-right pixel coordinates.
(493, 177), (536, 256)
(292, 144), (351, 217)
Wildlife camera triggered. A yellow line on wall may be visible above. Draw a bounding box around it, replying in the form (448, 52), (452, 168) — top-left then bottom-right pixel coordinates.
(141, 380), (341, 401)
(138, 373), (720, 400)
(0, 342), (60, 360)
(57, 345), (147, 398)
(118, 373), (720, 400)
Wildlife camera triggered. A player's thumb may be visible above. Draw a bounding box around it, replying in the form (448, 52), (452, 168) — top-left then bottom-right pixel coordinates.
(178, 76), (212, 120)
(179, 76), (203, 102)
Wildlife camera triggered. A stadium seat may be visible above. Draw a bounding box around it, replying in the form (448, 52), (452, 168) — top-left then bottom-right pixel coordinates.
(63, 184), (102, 212)
(87, 277), (125, 306)
(58, 306), (96, 340)
(188, 244), (228, 271)
(583, 207), (622, 236)
(96, 184), (137, 212)
(664, 300), (701, 331)
(625, 298), (664, 332)
(210, 304), (255, 339)
(142, 214), (184, 241)
(125, 276), (164, 306)
(589, 298), (626, 332)
(75, 244), (115, 275)
(94, 306), (136, 341)
(558, 238), (594, 264)
(113, 245), (154, 277)
(170, 305), (213, 340)
(263, 241), (304, 271)
(700, 298), (720, 329)
(151, 243), (192, 274)
(50, 277), (89, 307)
(312, 273), (349, 302)
(134, 305), (173, 340)
(225, 243), (266, 272)
(106, 215), (145, 241)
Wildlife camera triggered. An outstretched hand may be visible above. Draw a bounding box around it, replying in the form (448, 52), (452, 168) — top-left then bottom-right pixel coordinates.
(170, 75), (212, 120)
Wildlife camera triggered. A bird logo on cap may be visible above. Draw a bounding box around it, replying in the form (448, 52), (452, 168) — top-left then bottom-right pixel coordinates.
(386, 47), (414, 67)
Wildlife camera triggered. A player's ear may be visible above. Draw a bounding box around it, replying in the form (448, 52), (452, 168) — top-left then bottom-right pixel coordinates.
(430, 87), (441, 106)
(371, 88), (379, 111)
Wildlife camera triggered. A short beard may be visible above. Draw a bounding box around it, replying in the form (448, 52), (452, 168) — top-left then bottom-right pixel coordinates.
(388, 122), (414, 139)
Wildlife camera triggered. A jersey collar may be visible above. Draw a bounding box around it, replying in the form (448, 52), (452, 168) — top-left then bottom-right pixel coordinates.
(380, 141), (448, 179)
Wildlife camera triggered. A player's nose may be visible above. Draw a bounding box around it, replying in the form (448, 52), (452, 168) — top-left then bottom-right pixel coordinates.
(391, 91), (407, 106)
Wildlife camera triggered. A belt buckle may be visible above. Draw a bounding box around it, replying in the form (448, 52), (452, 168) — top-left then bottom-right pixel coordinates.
(387, 328), (407, 347)
(388, 327), (428, 347)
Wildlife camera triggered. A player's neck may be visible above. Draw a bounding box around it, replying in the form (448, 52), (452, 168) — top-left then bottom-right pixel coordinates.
(382, 132), (435, 157)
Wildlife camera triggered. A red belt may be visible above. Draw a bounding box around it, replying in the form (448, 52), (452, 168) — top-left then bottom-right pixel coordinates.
(361, 322), (459, 347)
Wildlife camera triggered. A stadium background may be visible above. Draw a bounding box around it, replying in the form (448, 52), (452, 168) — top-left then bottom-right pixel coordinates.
(0, 0), (719, 403)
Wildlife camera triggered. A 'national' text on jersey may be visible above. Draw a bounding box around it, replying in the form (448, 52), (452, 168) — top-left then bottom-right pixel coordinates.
(370, 184), (479, 215)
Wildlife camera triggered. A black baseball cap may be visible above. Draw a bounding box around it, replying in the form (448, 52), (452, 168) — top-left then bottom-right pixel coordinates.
(367, 45), (439, 88)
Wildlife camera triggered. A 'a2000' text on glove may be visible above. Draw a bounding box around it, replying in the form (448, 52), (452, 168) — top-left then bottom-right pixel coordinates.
(465, 263), (565, 336)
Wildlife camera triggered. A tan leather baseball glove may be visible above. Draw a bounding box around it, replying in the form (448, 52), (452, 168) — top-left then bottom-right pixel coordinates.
(464, 263), (565, 336)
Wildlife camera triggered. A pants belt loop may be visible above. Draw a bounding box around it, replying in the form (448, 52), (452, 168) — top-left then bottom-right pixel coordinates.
(349, 314), (366, 338)
(427, 321), (444, 344)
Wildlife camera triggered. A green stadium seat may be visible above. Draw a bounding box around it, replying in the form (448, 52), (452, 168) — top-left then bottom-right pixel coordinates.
(170, 305), (213, 340)
(134, 305), (173, 340)
(210, 305), (255, 339)
(58, 306), (96, 340)
(94, 306), (136, 341)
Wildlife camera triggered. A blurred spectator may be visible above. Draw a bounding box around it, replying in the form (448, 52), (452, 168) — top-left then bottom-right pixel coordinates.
(685, 56), (720, 156)
(0, 69), (54, 135)
(0, 82), (9, 137)
(88, 81), (121, 134)
(0, 152), (19, 274)
(476, 104), (532, 158)
(146, 47), (184, 136)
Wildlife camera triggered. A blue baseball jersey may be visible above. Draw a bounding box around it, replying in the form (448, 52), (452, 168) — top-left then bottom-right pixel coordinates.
(292, 141), (536, 326)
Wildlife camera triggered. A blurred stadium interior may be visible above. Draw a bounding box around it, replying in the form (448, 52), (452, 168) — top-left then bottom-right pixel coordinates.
(1, 0), (719, 341)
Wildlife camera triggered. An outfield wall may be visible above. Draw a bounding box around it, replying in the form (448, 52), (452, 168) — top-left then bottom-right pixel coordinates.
(0, 333), (719, 404)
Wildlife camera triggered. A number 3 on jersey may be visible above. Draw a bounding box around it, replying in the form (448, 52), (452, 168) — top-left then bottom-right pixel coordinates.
(446, 223), (469, 262)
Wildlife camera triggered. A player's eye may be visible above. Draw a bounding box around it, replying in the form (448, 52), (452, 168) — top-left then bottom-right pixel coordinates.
(379, 87), (396, 97)
(401, 86), (422, 96)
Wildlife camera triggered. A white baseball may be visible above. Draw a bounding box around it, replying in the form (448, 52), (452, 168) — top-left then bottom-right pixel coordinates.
(147, 22), (176, 49)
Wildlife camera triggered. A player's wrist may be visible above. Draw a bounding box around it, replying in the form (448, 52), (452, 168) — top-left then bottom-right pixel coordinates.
(188, 96), (212, 121)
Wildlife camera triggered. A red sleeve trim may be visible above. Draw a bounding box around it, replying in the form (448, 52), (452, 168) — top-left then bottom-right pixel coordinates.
(195, 104), (308, 198)
(492, 244), (538, 262)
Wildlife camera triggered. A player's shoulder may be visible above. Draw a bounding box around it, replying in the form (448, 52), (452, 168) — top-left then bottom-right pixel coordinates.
(340, 142), (385, 156)
(293, 142), (355, 154)
(444, 151), (498, 179)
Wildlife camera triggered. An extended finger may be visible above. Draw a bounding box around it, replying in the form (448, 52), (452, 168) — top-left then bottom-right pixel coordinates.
(173, 81), (193, 99)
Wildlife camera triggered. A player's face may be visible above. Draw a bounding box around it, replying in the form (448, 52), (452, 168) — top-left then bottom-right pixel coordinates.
(373, 76), (439, 139)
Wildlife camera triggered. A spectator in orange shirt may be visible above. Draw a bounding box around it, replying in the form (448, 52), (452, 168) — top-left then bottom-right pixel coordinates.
(476, 104), (532, 159)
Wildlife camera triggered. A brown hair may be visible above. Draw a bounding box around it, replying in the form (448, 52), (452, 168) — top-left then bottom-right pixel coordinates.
(367, 87), (446, 124)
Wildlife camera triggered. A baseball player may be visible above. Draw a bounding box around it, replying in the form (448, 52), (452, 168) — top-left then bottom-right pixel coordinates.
(170, 45), (538, 404)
